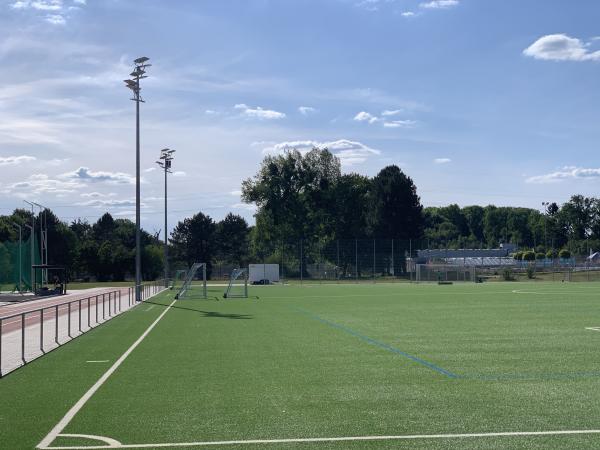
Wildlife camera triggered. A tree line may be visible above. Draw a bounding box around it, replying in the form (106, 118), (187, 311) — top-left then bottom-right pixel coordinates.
(1, 148), (597, 282)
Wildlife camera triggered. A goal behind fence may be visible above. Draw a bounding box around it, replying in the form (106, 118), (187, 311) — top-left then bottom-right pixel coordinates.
(416, 264), (476, 283)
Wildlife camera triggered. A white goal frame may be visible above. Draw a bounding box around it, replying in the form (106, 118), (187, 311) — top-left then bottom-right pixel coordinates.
(175, 263), (207, 299)
(416, 264), (476, 283)
(224, 268), (248, 298)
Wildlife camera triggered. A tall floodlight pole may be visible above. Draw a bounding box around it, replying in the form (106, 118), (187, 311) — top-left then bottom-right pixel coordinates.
(156, 148), (175, 288)
(11, 222), (22, 292)
(124, 56), (151, 302)
(542, 201), (549, 251)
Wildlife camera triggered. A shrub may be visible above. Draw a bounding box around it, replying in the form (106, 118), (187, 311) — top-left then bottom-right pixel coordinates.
(502, 268), (514, 281)
(522, 251), (536, 261)
(526, 266), (536, 279)
(513, 251), (523, 261)
(559, 249), (571, 259)
(546, 249), (557, 259)
(536, 252), (545, 260)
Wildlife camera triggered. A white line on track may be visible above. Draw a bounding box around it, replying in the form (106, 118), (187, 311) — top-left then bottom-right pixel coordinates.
(37, 299), (177, 450)
(86, 360), (109, 363)
(41, 429), (600, 449)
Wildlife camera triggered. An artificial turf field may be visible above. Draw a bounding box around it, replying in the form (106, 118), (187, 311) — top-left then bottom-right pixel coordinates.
(2, 282), (600, 449)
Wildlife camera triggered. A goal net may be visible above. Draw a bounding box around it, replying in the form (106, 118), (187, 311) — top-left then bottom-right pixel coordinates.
(170, 269), (187, 289)
(175, 263), (207, 299)
(224, 268), (248, 298)
(416, 264), (476, 283)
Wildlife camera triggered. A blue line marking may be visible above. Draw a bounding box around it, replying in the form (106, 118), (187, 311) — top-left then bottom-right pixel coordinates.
(293, 307), (459, 379)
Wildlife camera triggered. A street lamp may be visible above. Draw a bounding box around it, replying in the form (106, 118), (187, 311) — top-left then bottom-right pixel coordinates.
(156, 148), (175, 288)
(124, 56), (151, 302)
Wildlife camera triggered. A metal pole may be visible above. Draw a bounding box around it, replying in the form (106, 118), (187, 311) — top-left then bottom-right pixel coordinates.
(40, 309), (44, 352)
(164, 164), (169, 287)
(300, 239), (303, 285)
(135, 77), (142, 303)
(55, 305), (59, 344)
(355, 239), (358, 281)
(21, 314), (25, 364)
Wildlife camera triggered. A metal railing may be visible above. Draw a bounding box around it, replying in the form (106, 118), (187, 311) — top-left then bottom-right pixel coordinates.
(0, 280), (167, 377)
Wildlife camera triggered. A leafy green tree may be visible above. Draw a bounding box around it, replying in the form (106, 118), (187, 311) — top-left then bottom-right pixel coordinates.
(372, 165), (423, 239)
(333, 173), (372, 239)
(215, 213), (249, 265)
(522, 251), (536, 261)
(559, 249), (571, 259)
(171, 212), (216, 275)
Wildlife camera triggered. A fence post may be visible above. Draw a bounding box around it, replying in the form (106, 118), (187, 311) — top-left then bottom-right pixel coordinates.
(337, 240), (340, 283)
(87, 297), (91, 328)
(40, 309), (44, 353)
(409, 239), (412, 282)
(373, 239), (376, 283)
(55, 305), (59, 345)
(102, 294), (105, 320)
(355, 239), (358, 282)
(78, 300), (82, 333)
(108, 292), (112, 317)
(21, 313), (26, 365)
(95, 295), (99, 323)
(68, 303), (72, 338)
(0, 319), (3, 376)
(300, 239), (303, 286)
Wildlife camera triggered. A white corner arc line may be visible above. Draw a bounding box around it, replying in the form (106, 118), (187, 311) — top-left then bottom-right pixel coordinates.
(58, 434), (122, 447)
(38, 299), (177, 450)
(41, 429), (600, 449)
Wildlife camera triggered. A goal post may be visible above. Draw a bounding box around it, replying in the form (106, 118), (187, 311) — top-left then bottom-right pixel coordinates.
(416, 264), (476, 283)
(224, 268), (248, 298)
(175, 263), (207, 299)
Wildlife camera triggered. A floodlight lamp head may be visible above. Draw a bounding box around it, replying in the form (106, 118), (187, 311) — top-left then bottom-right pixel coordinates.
(134, 56), (150, 65)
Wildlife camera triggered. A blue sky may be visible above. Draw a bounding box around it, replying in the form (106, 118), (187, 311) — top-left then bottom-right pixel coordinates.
(0, 0), (599, 234)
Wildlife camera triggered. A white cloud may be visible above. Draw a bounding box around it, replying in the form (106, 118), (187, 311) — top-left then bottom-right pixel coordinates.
(204, 109), (218, 115)
(381, 109), (403, 116)
(354, 111), (379, 124)
(0, 155), (36, 166)
(231, 203), (256, 211)
(77, 199), (137, 208)
(1, 173), (83, 196)
(526, 166), (600, 184)
(230, 190), (242, 196)
(298, 106), (317, 115)
(144, 167), (157, 173)
(262, 139), (381, 166)
(420, 0), (459, 8)
(73, 0), (86, 4)
(60, 167), (136, 184)
(45, 14), (66, 24)
(434, 158), (452, 164)
(173, 171), (187, 177)
(80, 192), (117, 198)
(234, 103), (285, 120)
(401, 11), (415, 17)
(383, 120), (417, 128)
(523, 34), (600, 62)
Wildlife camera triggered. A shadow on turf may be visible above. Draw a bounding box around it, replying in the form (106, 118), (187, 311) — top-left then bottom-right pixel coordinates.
(144, 300), (253, 319)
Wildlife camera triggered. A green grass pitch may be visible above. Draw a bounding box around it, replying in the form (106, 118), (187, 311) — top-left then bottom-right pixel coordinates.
(2, 282), (600, 449)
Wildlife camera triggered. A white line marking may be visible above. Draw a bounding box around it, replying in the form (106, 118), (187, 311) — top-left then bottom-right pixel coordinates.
(585, 327), (600, 332)
(41, 429), (600, 449)
(86, 360), (109, 363)
(58, 434), (122, 447)
(38, 299), (177, 449)
(144, 305), (155, 311)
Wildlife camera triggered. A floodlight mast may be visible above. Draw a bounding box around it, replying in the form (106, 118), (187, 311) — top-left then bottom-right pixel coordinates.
(124, 57), (151, 302)
(156, 148), (175, 288)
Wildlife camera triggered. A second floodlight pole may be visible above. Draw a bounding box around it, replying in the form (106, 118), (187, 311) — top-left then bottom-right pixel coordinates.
(125, 56), (151, 302)
(157, 149), (175, 288)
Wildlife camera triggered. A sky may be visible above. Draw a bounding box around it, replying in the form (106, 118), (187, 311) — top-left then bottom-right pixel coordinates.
(0, 0), (599, 235)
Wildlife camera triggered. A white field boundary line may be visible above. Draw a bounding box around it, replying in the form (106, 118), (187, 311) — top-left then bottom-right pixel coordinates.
(42, 429), (600, 449)
(585, 327), (600, 332)
(37, 298), (177, 449)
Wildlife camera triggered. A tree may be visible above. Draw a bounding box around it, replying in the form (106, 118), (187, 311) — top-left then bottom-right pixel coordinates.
(333, 173), (372, 239)
(215, 213), (249, 265)
(171, 212), (216, 275)
(242, 148), (341, 243)
(372, 165), (424, 239)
